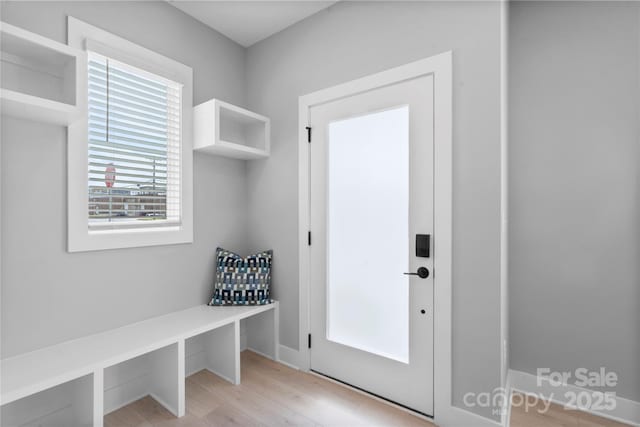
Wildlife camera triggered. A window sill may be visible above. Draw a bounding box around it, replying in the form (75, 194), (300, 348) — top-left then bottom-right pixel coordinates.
(69, 225), (193, 252)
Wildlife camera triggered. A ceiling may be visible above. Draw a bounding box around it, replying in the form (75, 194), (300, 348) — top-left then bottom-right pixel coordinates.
(168, 1), (338, 47)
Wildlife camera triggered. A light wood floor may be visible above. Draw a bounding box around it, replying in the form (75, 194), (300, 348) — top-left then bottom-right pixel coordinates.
(105, 351), (433, 427)
(509, 392), (631, 427)
(106, 351), (630, 427)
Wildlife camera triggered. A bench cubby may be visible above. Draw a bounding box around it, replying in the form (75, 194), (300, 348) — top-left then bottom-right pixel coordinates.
(1, 303), (279, 427)
(1, 373), (94, 427)
(103, 341), (184, 418)
(186, 321), (240, 385)
(241, 306), (279, 360)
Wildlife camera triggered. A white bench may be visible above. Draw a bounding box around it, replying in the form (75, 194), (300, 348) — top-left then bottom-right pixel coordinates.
(1, 302), (279, 427)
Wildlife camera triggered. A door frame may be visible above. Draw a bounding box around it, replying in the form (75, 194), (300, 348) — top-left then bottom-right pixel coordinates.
(298, 51), (458, 423)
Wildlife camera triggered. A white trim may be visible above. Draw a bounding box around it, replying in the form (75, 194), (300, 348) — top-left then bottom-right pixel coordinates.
(438, 406), (502, 427)
(298, 52), (464, 425)
(201, 367), (236, 387)
(499, 3), (510, 427)
(276, 345), (302, 371)
(66, 17), (193, 252)
(503, 367), (513, 427)
(245, 347), (274, 362)
(509, 369), (640, 427)
(149, 392), (179, 418)
(103, 381), (149, 415)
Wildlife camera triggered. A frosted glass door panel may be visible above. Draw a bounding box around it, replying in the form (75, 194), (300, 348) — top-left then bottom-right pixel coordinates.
(327, 106), (409, 364)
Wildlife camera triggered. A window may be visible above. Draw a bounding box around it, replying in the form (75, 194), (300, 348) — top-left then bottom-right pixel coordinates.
(87, 53), (181, 228)
(68, 18), (193, 252)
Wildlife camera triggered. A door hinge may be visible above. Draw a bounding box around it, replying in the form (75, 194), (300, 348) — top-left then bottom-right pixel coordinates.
(308, 231), (311, 246)
(308, 333), (312, 349)
(306, 126), (312, 143)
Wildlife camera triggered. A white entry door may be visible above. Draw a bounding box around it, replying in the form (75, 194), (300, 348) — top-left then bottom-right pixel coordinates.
(309, 74), (435, 416)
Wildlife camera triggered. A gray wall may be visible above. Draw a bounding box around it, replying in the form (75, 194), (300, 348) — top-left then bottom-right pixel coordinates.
(509, 2), (640, 402)
(1, 1), (508, 420)
(0, 1), (249, 358)
(244, 1), (504, 419)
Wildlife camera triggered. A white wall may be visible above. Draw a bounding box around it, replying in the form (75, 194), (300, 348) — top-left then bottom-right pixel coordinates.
(509, 1), (640, 403)
(0, 1), (249, 358)
(244, 1), (504, 420)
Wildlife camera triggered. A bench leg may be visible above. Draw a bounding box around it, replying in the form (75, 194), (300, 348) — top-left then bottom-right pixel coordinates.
(202, 320), (241, 385)
(148, 340), (185, 417)
(177, 339), (186, 417)
(92, 369), (104, 427)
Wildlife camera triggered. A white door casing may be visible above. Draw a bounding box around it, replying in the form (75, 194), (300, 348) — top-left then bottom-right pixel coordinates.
(296, 52), (493, 426)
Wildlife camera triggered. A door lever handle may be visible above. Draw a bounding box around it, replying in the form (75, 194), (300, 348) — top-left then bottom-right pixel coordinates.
(404, 267), (430, 279)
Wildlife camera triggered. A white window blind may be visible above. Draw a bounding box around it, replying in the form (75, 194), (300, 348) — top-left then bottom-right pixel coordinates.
(87, 51), (182, 230)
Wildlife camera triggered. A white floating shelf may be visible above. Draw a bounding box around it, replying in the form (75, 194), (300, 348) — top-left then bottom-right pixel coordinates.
(194, 99), (270, 160)
(1, 89), (78, 125)
(0, 21), (84, 125)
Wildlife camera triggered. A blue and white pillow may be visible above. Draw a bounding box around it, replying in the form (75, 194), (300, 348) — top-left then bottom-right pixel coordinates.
(208, 247), (273, 306)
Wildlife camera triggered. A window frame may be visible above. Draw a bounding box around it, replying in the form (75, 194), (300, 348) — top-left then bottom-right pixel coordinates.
(67, 16), (193, 252)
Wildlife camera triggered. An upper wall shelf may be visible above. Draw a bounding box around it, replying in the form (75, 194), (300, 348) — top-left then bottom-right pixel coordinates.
(194, 99), (270, 160)
(0, 21), (84, 125)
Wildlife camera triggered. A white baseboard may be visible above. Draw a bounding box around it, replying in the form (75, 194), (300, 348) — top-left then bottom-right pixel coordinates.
(104, 392), (149, 416)
(104, 377), (149, 415)
(438, 406), (503, 427)
(245, 346), (274, 360)
(205, 367), (236, 385)
(185, 350), (206, 377)
(276, 344), (301, 370)
(509, 369), (640, 426)
(502, 369), (512, 427)
(149, 392), (179, 418)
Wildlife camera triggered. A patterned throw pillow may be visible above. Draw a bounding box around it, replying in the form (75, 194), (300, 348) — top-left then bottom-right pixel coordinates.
(208, 247), (273, 306)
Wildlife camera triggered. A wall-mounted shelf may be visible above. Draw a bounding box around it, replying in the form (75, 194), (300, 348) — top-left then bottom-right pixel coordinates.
(0, 21), (84, 125)
(194, 99), (270, 160)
